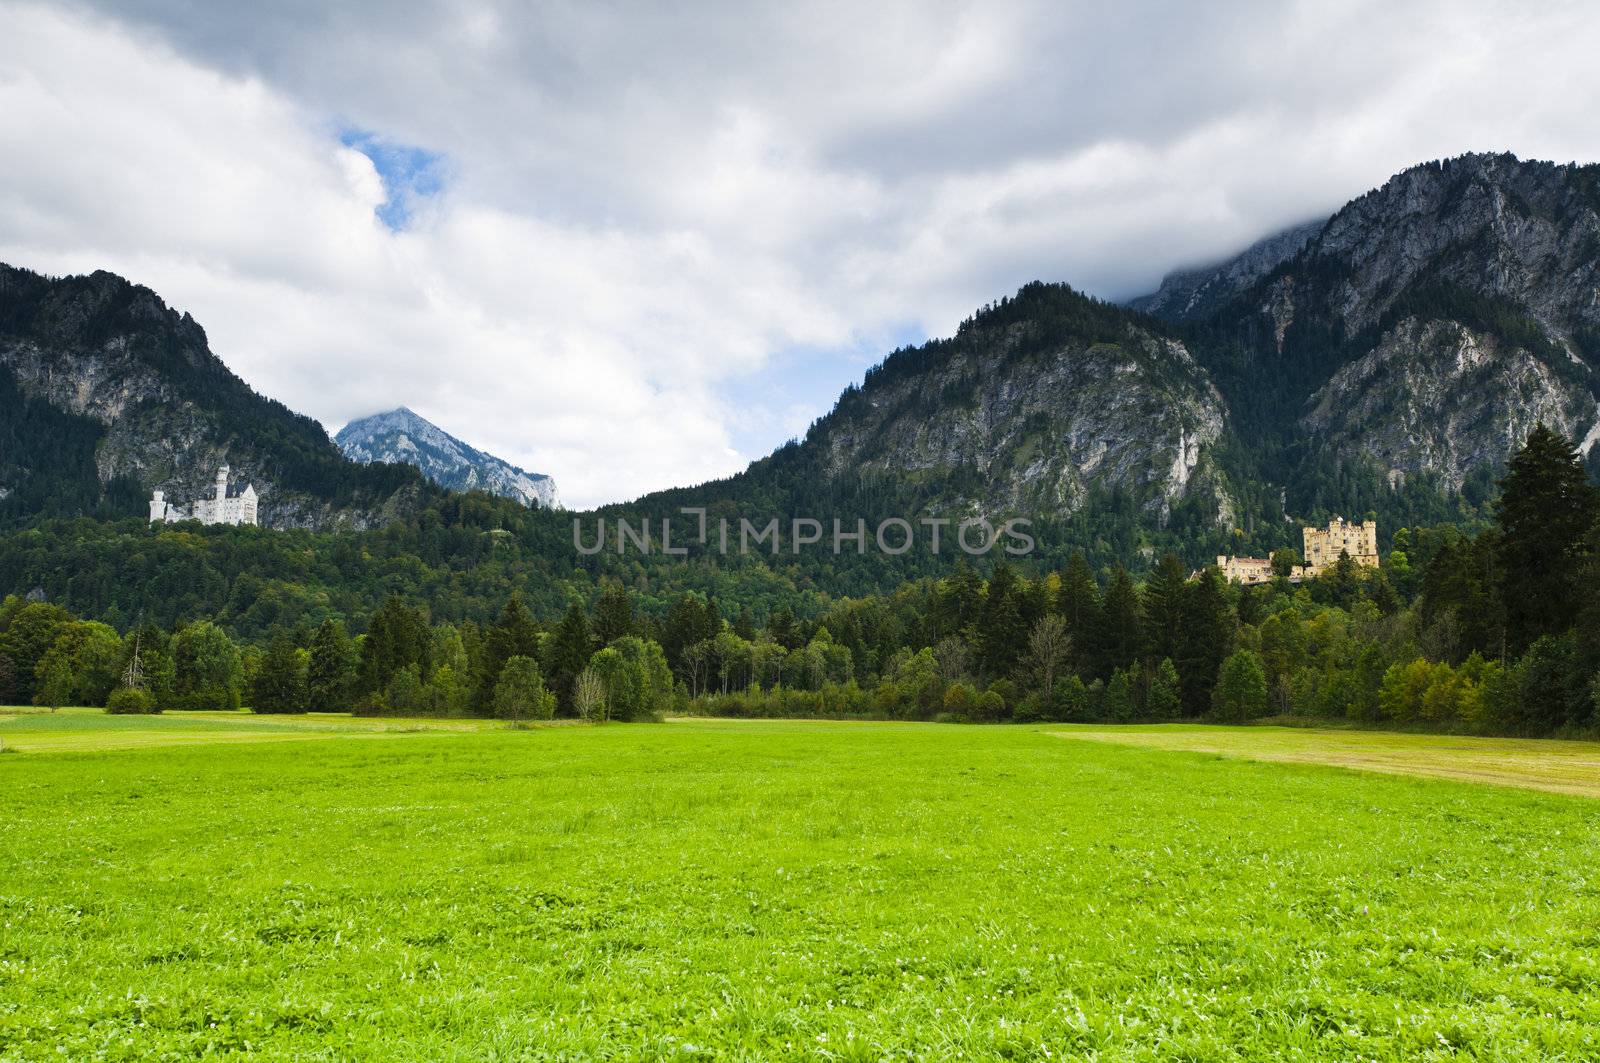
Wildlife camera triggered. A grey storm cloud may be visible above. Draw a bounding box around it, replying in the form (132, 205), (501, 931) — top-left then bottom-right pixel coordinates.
(7, 0), (1600, 505)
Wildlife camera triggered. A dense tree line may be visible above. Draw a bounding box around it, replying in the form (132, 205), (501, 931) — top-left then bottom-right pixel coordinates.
(4, 426), (1597, 736)
(675, 425), (1600, 732)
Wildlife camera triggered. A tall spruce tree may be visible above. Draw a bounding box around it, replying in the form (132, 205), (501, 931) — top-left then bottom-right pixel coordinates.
(1095, 566), (1141, 679)
(1496, 424), (1599, 653)
(1140, 553), (1188, 665)
(306, 619), (356, 712)
(359, 596), (430, 697)
(1055, 553), (1101, 677)
(933, 561), (985, 641)
(477, 594), (541, 712)
(977, 562), (1028, 679)
(251, 632), (306, 714)
(1176, 568), (1235, 716)
(543, 601), (595, 712)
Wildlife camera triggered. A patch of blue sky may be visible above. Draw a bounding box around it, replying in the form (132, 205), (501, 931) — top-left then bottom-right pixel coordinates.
(717, 322), (929, 460)
(339, 128), (446, 230)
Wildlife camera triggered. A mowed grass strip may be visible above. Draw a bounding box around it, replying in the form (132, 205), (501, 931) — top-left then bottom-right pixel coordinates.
(1054, 724), (1600, 798)
(0, 707), (523, 754)
(3, 718), (1600, 1059)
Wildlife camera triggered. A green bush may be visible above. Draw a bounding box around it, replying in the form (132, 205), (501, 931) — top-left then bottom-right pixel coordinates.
(106, 687), (158, 715)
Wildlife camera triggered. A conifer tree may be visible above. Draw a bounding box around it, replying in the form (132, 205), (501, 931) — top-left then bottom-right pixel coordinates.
(306, 619), (356, 712)
(933, 560), (984, 640)
(1146, 658), (1181, 720)
(766, 607), (800, 650)
(977, 562), (1028, 678)
(1176, 568), (1234, 716)
(1496, 424), (1599, 652)
(1095, 566), (1141, 679)
(493, 655), (556, 720)
(251, 632), (306, 714)
(476, 594), (541, 712)
(1055, 553), (1100, 674)
(1140, 553), (1188, 665)
(543, 601), (595, 711)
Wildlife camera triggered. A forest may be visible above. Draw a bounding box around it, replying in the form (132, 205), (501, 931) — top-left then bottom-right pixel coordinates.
(4, 425), (1597, 736)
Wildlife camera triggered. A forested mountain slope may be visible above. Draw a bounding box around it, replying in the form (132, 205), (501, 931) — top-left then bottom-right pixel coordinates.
(0, 264), (428, 528)
(4, 153), (1600, 601)
(643, 154), (1600, 552)
(1186, 153), (1600, 505)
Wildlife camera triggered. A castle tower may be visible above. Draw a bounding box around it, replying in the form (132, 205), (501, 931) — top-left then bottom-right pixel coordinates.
(148, 489), (166, 523)
(215, 465), (230, 507)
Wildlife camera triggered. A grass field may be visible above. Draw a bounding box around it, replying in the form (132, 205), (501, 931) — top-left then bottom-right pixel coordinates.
(4, 714), (1600, 1059)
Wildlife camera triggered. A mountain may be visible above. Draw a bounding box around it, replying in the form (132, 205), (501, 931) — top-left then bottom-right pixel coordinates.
(7, 151), (1600, 567)
(636, 282), (1239, 538)
(337, 407), (559, 509)
(1190, 153), (1600, 497)
(644, 153), (1600, 556)
(1128, 219), (1324, 322)
(0, 263), (428, 528)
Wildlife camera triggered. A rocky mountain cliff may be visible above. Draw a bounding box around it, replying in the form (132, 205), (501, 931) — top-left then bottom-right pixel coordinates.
(636, 283), (1239, 537)
(0, 264), (427, 529)
(648, 153), (1600, 547)
(1188, 153), (1600, 496)
(337, 407), (559, 509)
(810, 284), (1230, 521)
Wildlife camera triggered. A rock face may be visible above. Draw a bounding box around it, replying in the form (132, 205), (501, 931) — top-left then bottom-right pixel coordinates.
(680, 154), (1600, 530)
(337, 407), (560, 509)
(1306, 154), (1600, 339)
(736, 282), (1236, 524)
(1303, 318), (1598, 489)
(0, 263), (426, 529)
(1128, 220), (1324, 322)
(1175, 153), (1600, 486)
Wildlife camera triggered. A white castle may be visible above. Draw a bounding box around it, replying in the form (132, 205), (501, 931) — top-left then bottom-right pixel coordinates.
(149, 465), (259, 526)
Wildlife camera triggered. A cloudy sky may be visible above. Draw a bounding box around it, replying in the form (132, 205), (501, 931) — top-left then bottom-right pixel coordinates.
(3, 1), (1598, 507)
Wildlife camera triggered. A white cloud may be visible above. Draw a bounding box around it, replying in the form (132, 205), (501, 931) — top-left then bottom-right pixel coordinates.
(4, 0), (1600, 506)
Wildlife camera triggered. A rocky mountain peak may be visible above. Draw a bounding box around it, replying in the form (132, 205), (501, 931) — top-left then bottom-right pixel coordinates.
(336, 407), (560, 509)
(1128, 219), (1325, 322)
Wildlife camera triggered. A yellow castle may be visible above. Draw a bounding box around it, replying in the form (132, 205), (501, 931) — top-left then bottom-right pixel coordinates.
(1215, 517), (1378, 585)
(1301, 516), (1378, 573)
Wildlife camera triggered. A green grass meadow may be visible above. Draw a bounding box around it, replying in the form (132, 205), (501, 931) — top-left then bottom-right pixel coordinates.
(4, 714), (1600, 1059)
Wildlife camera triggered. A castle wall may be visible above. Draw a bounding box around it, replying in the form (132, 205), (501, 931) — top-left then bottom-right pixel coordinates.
(149, 469), (258, 527)
(1217, 516), (1378, 584)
